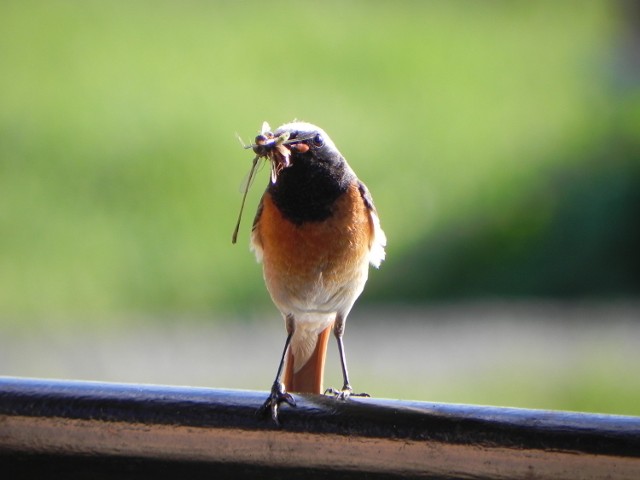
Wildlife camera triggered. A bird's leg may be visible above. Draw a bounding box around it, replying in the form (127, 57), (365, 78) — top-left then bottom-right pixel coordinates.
(325, 314), (370, 400)
(260, 314), (296, 425)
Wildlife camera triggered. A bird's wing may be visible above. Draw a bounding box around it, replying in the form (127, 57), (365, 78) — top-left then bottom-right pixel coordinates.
(250, 196), (265, 262)
(358, 181), (386, 268)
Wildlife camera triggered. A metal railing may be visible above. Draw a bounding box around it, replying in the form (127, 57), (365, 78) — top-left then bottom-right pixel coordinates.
(1, 376), (639, 479)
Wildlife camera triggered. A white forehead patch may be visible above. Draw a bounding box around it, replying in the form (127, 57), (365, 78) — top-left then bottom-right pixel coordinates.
(275, 121), (337, 152)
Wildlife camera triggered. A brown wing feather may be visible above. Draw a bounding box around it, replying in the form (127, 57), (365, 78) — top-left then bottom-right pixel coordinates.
(357, 180), (386, 266)
(250, 196), (265, 262)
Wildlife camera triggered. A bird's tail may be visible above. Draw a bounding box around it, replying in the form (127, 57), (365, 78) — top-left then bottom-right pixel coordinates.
(283, 324), (333, 394)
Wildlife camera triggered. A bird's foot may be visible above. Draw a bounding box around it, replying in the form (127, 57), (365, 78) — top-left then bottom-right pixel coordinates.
(259, 381), (296, 425)
(324, 384), (370, 401)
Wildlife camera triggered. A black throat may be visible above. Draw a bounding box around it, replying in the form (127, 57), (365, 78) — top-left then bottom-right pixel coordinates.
(267, 154), (353, 225)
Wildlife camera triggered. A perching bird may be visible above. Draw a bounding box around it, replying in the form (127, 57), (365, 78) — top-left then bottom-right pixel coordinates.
(238, 121), (386, 424)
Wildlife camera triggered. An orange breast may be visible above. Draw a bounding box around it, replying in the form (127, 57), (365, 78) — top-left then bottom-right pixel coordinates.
(256, 181), (372, 313)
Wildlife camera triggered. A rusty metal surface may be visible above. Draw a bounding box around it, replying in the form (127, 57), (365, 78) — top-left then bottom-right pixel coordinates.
(1, 376), (639, 479)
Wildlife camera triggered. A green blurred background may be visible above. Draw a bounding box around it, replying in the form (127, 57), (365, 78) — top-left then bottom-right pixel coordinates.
(1, 1), (639, 414)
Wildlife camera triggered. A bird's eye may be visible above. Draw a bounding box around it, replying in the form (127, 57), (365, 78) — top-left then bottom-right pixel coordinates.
(313, 134), (324, 147)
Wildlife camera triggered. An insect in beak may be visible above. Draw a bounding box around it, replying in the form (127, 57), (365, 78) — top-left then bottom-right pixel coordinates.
(253, 130), (292, 184)
(232, 122), (307, 244)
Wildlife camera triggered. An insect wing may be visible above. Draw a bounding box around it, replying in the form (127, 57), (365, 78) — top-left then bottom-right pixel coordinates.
(238, 156), (264, 192)
(232, 155), (261, 244)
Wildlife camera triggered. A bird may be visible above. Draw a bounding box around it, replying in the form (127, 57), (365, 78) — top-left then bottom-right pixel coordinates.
(237, 121), (386, 424)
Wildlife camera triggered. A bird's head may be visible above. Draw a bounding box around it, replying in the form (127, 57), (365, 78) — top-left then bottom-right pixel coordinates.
(251, 121), (343, 184)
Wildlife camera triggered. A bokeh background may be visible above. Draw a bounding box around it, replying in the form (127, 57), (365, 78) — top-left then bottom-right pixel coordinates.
(1, 1), (639, 414)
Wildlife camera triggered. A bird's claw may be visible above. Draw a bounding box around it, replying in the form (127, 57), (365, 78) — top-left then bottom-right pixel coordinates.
(259, 381), (296, 425)
(324, 384), (370, 400)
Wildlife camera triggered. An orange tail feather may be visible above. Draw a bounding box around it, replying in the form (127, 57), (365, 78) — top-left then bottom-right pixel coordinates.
(283, 325), (332, 394)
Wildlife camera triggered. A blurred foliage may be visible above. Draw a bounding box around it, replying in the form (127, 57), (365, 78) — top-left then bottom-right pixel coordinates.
(372, 136), (640, 300)
(0, 1), (638, 323)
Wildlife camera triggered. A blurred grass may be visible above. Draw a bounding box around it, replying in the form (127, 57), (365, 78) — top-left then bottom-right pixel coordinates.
(0, 1), (638, 324)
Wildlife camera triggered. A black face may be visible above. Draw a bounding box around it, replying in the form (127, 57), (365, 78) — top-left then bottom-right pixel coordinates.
(268, 123), (354, 224)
